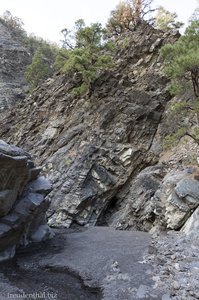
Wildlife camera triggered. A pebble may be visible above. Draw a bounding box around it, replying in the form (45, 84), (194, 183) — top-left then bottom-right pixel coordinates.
(174, 263), (180, 271)
(172, 281), (180, 290)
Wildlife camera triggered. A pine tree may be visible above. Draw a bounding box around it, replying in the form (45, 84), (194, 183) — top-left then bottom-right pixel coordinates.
(161, 20), (199, 97)
(161, 20), (199, 147)
(56, 20), (114, 95)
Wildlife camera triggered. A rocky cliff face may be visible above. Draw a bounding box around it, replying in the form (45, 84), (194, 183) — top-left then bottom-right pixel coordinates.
(0, 140), (52, 261)
(106, 163), (199, 232)
(0, 21), (30, 112)
(1, 19), (199, 299)
(0, 23), (180, 229)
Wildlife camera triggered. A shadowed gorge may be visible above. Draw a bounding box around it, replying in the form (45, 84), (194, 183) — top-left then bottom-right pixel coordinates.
(1, 3), (199, 299)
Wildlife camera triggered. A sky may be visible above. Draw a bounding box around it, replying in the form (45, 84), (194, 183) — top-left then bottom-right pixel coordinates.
(0, 0), (198, 44)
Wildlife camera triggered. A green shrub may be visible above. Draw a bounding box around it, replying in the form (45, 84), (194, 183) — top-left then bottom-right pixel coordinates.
(163, 127), (187, 149)
(55, 20), (114, 95)
(25, 43), (58, 90)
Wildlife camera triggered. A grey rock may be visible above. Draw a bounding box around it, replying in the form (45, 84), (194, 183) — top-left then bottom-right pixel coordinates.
(30, 224), (54, 243)
(0, 139), (30, 157)
(37, 227), (163, 300)
(146, 230), (199, 300)
(0, 246), (16, 263)
(106, 164), (167, 231)
(0, 140), (52, 261)
(181, 206), (199, 236)
(0, 23), (179, 228)
(0, 21), (30, 112)
(154, 170), (199, 230)
(107, 167), (199, 231)
(175, 178), (199, 200)
(0, 151), (29, 217)
(136, 284), (150, 298)
(27, 176), (52, 195)
(162, 294), (172, 300)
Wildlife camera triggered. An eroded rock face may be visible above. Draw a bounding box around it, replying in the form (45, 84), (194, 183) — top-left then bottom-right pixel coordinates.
(0, 21), (30, 112)
(0, 23), (179, 228)
(107, 165), (199, 231)
(154, 169), (199, 230)
(0, 140), (52, 261)
(103, 164), (167, 231)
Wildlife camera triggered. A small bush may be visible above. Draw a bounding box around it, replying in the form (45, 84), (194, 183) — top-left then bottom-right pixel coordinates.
(163, 127), (187, 150)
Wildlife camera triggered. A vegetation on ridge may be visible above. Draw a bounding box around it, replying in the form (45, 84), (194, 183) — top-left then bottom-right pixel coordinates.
(2, 1), (199, 156)
(106, 0), (154, 36)
(160, 13), (199, 148)
(25, 43), (58, 90)
(161, 20), (199, 98)
(1, 0), (193, 99)
(0, 11), (59, 90)
(55, 20), (114, 95)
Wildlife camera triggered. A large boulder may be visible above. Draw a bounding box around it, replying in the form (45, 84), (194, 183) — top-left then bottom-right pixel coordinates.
(156, 169), (199, 230)
(0, 140), (52, 261)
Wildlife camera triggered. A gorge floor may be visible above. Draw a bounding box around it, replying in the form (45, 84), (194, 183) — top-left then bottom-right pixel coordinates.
(0, 227), (101, 300)
(0, 226), (198, 300)
(0, 226), (161, 300)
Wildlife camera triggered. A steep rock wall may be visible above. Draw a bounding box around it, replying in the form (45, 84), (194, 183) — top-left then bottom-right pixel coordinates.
(0, 24), (179, 228)
(0, 21), (30, 112)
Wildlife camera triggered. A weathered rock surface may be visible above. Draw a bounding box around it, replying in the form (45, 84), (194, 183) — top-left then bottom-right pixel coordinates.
(0, 140), (52, 261)
(181, 206), (199, 236)
(103, 164), (167, 230)
(0, 226), (198, 300)
(106, 165), (199, 231)
(0, 21), (30, 112)
(156, 168), (199, 230)
(0, 23), (179, 228)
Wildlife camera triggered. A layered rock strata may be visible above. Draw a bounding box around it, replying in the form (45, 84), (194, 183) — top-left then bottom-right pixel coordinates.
(106, 165), (199, 232)
(0, 140), (52, 261)
(0, 23), (179, 228)
(0, 21), (30, 112)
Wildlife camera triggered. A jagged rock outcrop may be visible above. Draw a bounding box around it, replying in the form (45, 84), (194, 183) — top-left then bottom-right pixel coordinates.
(0, 21), (30, 112)
(105, 164), (199, 231)
(0, 140), (52, 261)
(0, 23), (179, 228)
(102, 164), (167, 230)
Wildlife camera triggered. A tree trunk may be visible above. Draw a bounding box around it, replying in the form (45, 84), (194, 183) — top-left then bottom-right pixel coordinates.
(191, 69), (199, 97)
